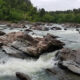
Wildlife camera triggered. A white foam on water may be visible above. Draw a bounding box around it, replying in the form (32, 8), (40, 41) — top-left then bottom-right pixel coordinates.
(0, 52), (57, 76)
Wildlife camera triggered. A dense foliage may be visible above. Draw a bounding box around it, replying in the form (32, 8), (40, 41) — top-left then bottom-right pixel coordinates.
(0, 0), (80, 23)
(46, 9), (80, 23)
(0, 0), (33, 22)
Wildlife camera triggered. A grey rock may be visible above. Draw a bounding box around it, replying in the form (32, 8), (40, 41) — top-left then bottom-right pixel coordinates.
(16, 72), (31, 80)
(2, 46), (27, 59)
(0, 31), (5, 36)
(56, 48), (80, 75)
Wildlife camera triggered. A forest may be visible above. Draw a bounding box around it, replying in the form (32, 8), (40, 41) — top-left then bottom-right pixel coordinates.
(0, 0), (80, 23)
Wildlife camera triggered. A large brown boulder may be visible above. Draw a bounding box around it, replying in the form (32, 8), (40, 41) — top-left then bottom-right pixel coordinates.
(1, 31), (64, 58)
(56, 48), (80, 75)
(11, 33), (64, 57)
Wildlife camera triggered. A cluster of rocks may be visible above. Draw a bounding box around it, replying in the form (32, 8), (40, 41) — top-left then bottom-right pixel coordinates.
(52, 48), (80, 75)
(45, 48), (80, 80)
(7, 23), (25, 28)
(51, 27), (62, 30)
(15, 48), (80, 80)
(0, 31), (64, 58)
(62, 23), (80, 28)
(29, 25), (63, 31)
(7, 22), (45, 28)
(0, 21), (30, 28)
(29, 25), (49, 31)
(0, 21), (64, 31)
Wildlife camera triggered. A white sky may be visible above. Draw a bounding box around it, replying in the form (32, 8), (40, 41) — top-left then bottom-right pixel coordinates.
(31, 0), (80, 11)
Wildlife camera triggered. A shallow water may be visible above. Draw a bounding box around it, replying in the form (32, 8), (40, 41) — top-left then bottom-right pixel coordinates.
(0, 24), (80, 80)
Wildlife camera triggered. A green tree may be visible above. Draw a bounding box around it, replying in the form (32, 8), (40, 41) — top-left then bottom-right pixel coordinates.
(39, 8), (45, 17)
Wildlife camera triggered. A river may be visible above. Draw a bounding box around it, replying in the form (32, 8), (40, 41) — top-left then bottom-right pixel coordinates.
(0, 24), (80, 80)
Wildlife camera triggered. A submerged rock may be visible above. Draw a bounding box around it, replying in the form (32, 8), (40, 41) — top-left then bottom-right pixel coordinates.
(0, 31), (5, 36)
(0, 42), (3, 47)
(46, 67), (79, 80)
(46, 68), (57, 75)
(64, 28), (67, 30)
(16, 72), (31, 80)
(51, 27), (61, 30)
(25, 29), (32, 33)
(56, 48), (80, 75)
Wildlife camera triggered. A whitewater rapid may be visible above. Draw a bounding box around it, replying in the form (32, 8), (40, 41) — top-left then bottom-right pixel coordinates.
(0, 51), (57, 76)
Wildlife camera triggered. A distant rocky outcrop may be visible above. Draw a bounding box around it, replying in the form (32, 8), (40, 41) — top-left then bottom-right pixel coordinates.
(30, 25), (49, 31)
(51, 27), (61, 30)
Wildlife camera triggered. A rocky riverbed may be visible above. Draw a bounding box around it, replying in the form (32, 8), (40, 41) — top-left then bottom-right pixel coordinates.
(0, 22), (80, 80)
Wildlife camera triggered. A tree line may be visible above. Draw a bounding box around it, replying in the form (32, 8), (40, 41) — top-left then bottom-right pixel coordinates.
(0, 0), (80, 23)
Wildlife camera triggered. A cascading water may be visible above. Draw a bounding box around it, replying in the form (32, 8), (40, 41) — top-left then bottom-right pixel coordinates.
(0, 49), (57, 80)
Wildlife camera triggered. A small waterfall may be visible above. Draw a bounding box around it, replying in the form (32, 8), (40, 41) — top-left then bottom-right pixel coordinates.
(0, 51), (57, 77)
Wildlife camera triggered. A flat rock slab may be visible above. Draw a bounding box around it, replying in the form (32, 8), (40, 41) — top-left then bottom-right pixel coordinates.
(2, 46), (27, 59)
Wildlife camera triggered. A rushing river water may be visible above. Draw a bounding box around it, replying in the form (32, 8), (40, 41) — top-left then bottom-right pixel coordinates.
(0, 24), (80, 80)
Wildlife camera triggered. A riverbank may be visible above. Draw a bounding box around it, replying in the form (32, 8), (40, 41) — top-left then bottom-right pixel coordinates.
(1, 21), (80, 28)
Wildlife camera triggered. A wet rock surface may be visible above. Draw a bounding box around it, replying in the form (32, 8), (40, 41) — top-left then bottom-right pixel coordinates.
(8, 23), (25, 28)
(56, 48), (80, 75)
(46, 66), (80, 80)
(0, 32), (24, 45)
(0, 31), (64, 58)
(51, 27), (61, 30)
(30, 25), (49, 31)
(16, 72), (31, 80)
(0, 31), (5, 36)
(2, 46), (27, 59)
(62, 23), (80, 28)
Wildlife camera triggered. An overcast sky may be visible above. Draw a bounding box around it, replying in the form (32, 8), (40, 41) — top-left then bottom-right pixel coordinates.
(31, 0), (80, 11)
